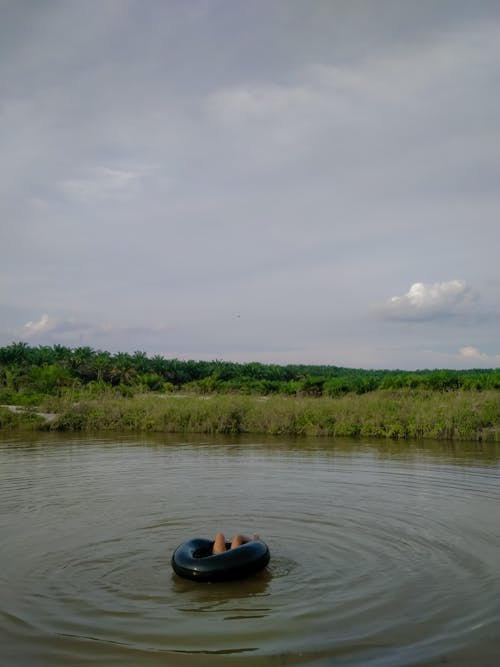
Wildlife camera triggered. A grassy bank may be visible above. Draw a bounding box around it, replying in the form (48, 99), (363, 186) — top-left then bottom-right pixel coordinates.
(2, 390), (499, 441)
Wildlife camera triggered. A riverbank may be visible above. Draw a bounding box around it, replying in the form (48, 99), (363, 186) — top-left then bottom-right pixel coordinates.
(1, 390), (499, 441)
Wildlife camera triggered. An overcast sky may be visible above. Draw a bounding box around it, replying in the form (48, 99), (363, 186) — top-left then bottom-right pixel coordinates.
(1, 0), (499, 369)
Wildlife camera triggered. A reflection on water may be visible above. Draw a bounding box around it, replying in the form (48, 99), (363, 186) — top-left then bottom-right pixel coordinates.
(0, 433), (499, 666)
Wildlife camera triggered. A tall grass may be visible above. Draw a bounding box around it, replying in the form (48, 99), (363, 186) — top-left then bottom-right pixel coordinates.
(0, 406), (45, 430)
(17, 390), (498, 441)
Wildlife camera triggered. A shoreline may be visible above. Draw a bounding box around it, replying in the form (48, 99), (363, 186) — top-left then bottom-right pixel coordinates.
(1, 390), (499, 442)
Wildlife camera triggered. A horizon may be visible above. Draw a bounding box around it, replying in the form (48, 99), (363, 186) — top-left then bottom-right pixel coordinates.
(1, 340), (499, 374)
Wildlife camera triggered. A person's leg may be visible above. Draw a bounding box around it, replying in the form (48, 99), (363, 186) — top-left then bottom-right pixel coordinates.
(212, 533), (227, 555)
(230, 534), (261, 548)
(230, 534), (246, 548)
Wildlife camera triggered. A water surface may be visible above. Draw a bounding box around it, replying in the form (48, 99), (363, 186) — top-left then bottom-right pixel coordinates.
(1, 434), (499, 666)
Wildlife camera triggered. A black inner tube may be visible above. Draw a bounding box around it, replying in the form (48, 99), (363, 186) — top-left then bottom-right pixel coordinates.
(171, 538), (270, 582)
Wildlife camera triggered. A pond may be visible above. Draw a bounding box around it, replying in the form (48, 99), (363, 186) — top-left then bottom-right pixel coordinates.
(1, 434), (499, 666)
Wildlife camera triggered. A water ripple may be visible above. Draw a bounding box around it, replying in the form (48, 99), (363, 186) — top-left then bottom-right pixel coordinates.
(0, 435), (499, 666)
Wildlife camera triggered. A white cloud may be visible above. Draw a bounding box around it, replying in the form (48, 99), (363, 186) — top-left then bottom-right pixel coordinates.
(375, 280), (478, 321)
(61, 166), (145, 202)
(23, 313), (54, 336)
(458, 346), (500, 362)
(22, 313), (93, 339)
(19, 313), (177, 349)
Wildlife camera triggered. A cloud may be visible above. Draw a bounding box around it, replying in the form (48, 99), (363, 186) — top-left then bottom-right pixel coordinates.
(23, 313), (54, 336)
(23, 313), (93, 338)
(203, 22), (500, 181)
(19, 313), (177, 350)
(458, 346), (500, 362)
(375, 280), (479, 321)
(60, 166), (146, 202)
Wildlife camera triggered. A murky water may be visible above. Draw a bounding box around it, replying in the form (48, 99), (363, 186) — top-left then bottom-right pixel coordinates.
(0, 434), (499, 667)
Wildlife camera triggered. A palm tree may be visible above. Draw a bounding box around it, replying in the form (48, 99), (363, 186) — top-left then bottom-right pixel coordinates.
(109, 352), (137, 386)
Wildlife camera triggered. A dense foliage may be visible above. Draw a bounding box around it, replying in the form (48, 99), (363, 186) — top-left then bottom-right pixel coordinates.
(1, 391), (499, 442)
(1, 342), (499, 400)
(1, 344), (499, 440)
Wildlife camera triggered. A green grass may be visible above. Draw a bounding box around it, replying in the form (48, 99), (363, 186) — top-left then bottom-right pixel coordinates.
(1, 389), (493, 441)
(0, 406), (46, 431)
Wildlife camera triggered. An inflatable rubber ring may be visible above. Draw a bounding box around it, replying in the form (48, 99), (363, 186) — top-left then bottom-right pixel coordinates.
(171, 537), (270, 582)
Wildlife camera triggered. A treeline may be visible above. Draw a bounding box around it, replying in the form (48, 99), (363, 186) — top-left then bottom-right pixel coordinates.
(1, 342), (499, 400)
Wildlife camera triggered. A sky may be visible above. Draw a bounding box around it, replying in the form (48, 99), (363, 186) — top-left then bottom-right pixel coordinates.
(1, 0), (500, 370)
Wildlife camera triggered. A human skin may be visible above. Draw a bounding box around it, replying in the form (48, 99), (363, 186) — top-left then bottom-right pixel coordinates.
(212, 533), (260, 555)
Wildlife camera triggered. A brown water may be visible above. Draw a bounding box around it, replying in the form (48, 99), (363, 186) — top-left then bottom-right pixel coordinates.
(0, 434), (499, 666)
